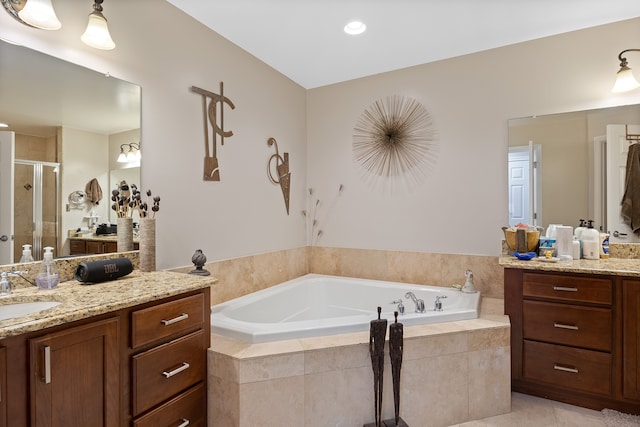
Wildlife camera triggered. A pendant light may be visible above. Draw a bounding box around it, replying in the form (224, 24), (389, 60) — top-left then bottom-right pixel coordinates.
(80, 0), (115, 50)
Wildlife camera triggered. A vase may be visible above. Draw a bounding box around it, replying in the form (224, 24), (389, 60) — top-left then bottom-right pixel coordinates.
(139, 218), (156, 272)
(117, 217), (133, 252)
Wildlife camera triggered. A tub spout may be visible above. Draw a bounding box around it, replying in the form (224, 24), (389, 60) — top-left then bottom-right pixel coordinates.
(405, 291), (425, 313)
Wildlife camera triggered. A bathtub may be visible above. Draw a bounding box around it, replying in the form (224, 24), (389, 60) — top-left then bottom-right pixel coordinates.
(211, 274), (480, 343)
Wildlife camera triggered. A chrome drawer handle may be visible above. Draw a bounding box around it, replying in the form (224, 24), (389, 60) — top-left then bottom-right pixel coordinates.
(554, 364), (578, 374)
(177, 419), (190, 427)
(553, 323), (579, 330)
(162, 362), (190, 378)
(44, 346), (51, 384)
(553, 286), (578, 292)
(161, 313), (189, 326)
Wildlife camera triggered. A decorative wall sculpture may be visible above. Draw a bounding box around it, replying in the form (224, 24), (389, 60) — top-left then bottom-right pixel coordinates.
(191, 82), (235, 181)
(353, 95), (438, 193)
(266, 137), (291, 214)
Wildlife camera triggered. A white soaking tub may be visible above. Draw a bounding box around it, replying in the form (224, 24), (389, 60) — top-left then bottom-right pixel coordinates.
(211, 274), (481, 343)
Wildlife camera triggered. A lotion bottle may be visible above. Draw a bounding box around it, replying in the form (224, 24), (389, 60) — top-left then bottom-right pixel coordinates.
(36, 247), (59, 290)
(581, 220), (600, 260)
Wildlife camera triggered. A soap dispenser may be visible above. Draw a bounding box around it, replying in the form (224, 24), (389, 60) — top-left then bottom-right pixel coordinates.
(0, 272), (11, 296)
(574, 219), (586, 240)
(19, 244), (34, 263)
(36, 247), (59, 290)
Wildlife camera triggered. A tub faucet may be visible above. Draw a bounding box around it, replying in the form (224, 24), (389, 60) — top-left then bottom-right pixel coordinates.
(434, 295), (448, 311)
(390, 299), (405, 315)
(405, 291), (425, 313)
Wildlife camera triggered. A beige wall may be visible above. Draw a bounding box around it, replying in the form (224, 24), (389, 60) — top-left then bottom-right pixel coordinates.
(2, 4), (639, 269)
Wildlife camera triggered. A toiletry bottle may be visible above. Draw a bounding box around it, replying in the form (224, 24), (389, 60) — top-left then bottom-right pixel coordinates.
(36, 247), (59, 290)
(572, 237), (581, 259)
(574, 219), (586, 240)
(600, 232), (610, 259)
(581, 220), (600, 260)
(0, 272), (11, 296)
(19, 244), (34, 263)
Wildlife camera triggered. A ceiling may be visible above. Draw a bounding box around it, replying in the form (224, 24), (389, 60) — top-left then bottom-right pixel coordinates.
(167, 0), (640, 89)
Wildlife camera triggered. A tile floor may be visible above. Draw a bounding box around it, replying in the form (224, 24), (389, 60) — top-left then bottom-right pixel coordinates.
(450, 392), (616, 427)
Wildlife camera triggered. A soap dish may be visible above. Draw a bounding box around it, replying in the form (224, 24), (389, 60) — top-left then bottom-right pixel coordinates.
(513, 251), (537, 260)
(539, 257), (560, 263)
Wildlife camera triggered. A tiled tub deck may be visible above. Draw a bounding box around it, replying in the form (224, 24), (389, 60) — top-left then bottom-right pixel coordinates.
(208, 312), (510, 427)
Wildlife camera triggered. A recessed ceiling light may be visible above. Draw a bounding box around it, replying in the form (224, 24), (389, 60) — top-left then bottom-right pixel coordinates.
(344, 21), (366, 35)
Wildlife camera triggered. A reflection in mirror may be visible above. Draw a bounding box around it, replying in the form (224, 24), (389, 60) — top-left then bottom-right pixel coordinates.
(0, 39), (141, 263)
(508, 104), (640, 242)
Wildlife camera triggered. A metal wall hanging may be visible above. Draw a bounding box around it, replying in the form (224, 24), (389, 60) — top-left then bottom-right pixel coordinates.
(353, 95), (438, 193)
(267, 137), (291, 214)
(191, 82), (235, 181)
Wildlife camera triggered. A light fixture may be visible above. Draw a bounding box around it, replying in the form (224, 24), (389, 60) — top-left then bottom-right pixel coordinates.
(80, 0), (115, 50)
(612, 49), (640, 93)
(344, 21), (366, 35)
(1, 0), (61, 30)
(117, 143), (140, 163)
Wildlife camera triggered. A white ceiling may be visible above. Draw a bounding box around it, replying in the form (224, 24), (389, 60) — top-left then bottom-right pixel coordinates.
(168, 0), (640, 89)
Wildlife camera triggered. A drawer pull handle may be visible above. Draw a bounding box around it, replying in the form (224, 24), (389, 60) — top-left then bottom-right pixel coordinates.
(554, 364), (579, 374)
(161, 313), (189, 326)
(44, 346), (51, 384)
(553, 323), (579, 330)
(553, 286), (578, 292)
(163, 362), (190, 378)
(177, 419), (190, 427)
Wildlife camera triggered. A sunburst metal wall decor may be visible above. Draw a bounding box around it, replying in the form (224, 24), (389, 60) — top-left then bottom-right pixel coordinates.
(352, 95), (438, 193)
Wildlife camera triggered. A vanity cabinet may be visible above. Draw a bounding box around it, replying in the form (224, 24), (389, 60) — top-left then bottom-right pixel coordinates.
(0, 287), (210, 427)
(69, 238), (138, 255)
(505, 268), (639, 414)
(622, 279), (640, 401)
(29, 317), (120, 427)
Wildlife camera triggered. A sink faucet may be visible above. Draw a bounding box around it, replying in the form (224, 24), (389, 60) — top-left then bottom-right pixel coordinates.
(405, 291), (425, 313)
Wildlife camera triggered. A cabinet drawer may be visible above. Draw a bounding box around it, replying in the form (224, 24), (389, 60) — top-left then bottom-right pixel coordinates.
(69, 240), (86, 255)
(132, 294), (204, 348)
(133, 383), (205, 427)
(133, 330), (206, 416)
(523, 340), (611, 395)
(523, 273), (612, 305)
(523, 300), (612, 351)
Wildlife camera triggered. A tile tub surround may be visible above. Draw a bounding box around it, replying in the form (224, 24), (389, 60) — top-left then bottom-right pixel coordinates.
(208, 315), (511, 427)
(0, 269), (214, 338)
(171, 247), (505, 306)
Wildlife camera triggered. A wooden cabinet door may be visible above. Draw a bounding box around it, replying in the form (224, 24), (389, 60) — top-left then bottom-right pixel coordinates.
(623, 279), (640, 401)
(85, 241), (104, 254)
(29, 318), (119, 427)
(0, 347), (6, 427)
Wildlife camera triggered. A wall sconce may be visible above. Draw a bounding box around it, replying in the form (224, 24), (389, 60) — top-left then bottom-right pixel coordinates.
(117, 143), (141, 163)
(612, 49), (640, 93)
(1, 0), (115, 50)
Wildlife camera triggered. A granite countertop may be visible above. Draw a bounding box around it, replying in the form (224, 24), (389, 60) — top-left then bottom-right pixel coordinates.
(499, 255), (640, 277)
(0, 270), (215, 339)
(70, 234), (139, 243)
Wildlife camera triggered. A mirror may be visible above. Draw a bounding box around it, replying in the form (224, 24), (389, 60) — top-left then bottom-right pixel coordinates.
(0, 39), (141, 263)
(507, 104), (640, 240)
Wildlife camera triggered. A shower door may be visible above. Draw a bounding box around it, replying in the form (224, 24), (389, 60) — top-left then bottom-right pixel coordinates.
(14, 160), (60, 261)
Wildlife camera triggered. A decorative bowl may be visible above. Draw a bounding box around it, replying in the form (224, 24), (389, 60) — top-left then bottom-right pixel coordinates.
(503, 227), (540, 252)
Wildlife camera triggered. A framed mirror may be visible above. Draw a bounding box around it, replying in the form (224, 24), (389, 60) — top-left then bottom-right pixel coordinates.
(507, 104), (640, 242)
(0, 39), (141, 263)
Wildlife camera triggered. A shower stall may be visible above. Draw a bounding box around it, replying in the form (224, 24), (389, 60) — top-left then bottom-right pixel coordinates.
(13, 160), (60, 261)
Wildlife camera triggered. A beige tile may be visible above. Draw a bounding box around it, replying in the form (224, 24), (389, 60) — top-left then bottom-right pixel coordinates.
(239, 376), (305, 427)
(479, 297), (504, 316)
(252, 250), (291, 289)
(401, 353), (470, 427)
(304, 343), (371, 374)
(304, 366), (387, 427)
(208, 347), (239, 382)
(387, 250), (444, 285)
(309, 246), (342, 274)
(208, 375), (239, 427)
(403, 331), (468, 360)
(554, 404), (606, 427)
(467, 326), (510, 351)
(208, 256), (256, 304)
(467, 347), (511, 420)
(238, 352), (304, 383)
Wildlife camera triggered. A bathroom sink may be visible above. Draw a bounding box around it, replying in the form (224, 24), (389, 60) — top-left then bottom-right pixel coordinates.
(0, 301), (61, 322)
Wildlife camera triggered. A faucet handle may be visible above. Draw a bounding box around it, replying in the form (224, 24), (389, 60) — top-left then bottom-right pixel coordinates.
(390, 299), (405, 315)
(434, 295), (448, 311)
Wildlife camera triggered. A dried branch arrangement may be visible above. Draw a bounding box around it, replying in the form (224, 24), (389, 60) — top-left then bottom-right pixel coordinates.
(301, 185), (344, 245)
(111, 181), (160, 218)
